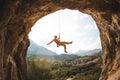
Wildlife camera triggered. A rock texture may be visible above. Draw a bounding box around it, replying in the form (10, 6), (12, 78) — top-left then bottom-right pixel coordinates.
(0, 0), (120, 80)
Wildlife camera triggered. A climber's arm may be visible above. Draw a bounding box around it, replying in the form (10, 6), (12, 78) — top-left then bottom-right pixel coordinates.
(58, 33), (60, 39)
(47, 40), (54, 45)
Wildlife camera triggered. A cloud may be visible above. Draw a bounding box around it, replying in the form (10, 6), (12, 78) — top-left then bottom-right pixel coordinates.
(85, 37), (102, 50)
(84, 24), (97, 31)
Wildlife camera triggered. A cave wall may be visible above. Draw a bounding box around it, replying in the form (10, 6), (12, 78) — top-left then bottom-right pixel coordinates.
(0, 0), (120, 80)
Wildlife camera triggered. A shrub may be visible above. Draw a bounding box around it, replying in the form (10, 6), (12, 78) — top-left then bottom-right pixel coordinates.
(27, 58), (52, 80)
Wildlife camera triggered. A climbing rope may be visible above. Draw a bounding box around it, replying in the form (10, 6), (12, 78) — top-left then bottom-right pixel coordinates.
(58, 10), (61, 34)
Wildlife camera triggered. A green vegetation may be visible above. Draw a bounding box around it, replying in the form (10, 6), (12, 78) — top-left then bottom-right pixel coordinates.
(27, 58), (53, 80)
(27, 54), (102, 80)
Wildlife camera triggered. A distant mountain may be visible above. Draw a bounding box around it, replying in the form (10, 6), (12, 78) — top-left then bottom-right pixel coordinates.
(27, 39), (102, 58)
(74, 49), (102, 56)
(27, 39), (57, 57)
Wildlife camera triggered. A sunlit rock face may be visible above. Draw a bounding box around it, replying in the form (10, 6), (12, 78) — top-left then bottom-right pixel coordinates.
(0, 0), (120, 80)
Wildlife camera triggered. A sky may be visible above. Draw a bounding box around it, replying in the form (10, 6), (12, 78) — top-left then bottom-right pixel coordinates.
(29, 9), (102, 54)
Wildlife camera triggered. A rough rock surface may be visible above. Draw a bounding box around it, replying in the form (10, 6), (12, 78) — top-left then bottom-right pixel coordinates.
(0, 0), (120, 80)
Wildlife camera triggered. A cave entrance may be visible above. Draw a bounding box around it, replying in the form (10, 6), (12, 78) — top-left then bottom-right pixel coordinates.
(28, 9), (102, 54)
(27, 9), (102, 80)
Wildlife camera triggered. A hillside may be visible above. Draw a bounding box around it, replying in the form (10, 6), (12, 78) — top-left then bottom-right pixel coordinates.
(51, 52), (102, 80)
(27, 51), (102, 80)
(27, 40), (57, 57)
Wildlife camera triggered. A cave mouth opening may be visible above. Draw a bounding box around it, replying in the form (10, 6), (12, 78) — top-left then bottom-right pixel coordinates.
(27, 8), (102, 80)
